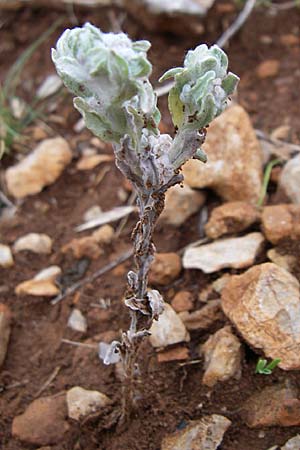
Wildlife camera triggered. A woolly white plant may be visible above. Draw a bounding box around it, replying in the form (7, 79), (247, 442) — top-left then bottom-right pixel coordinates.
(52, 23), (239, 420)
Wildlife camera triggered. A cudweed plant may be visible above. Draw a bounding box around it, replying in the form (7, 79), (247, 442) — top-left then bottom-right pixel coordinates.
(52, 23), (239, 422)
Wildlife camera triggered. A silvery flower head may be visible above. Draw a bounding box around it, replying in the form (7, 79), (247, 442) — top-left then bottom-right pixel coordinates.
(160, 44), (239, 129)
(52, 23), (159, 142)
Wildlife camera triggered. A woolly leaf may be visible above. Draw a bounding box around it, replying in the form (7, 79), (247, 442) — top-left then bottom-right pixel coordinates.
(168, 86), (184, 128)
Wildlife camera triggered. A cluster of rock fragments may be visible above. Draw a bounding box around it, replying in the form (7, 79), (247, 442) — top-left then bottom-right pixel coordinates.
(2, 102), (300, 448)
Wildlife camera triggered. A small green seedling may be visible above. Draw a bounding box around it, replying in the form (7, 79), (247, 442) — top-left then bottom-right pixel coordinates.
(257, 158), (282, 207)
(0, 19), (62, 159)
(255, 357), (281, 375)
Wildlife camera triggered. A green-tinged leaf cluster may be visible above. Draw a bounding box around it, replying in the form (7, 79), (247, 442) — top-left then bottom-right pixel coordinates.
(52, 24), (239, 187)
(160, 44), (239, 129)
(52, 23), (160, 144)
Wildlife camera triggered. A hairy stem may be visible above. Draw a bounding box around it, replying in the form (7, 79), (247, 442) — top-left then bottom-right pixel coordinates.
(119, 177), (174, 424)
(134, 192), (160, 299)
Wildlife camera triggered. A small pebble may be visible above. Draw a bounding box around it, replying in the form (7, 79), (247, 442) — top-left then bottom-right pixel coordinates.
(67, 309), (87, 333)
(66, 386), (110, 421)
(13, 233), (52, 255)
(0, 244), (14, 268)
(171, 291), (194, 312)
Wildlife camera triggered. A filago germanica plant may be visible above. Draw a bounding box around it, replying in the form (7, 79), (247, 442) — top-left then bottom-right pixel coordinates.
(52, 23), (239, 422)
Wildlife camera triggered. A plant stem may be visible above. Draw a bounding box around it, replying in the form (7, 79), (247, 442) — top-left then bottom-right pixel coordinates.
(119, 190), (164, 423)
(134, 192), (161, 299)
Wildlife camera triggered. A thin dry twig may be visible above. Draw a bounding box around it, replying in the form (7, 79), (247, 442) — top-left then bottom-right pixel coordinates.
(269, 0), (300, 10)
(178, 359), (202, 367)
(61, 338), (98, 349)
(178, 237), (210, 256)
(107, 9), (126, 33)
(115, 191), (137, 238)
(255, 129), (300, 157)
(51, 248), (133, 305)
(0, 190), (15, 208)
(94, 165), (111, 186)
(3, 380), (29, 390)
(155, 0), (256, 98)
(216, 0), (256, 48)
(34, 365), (61, 398)
(76, 205), (135, 232)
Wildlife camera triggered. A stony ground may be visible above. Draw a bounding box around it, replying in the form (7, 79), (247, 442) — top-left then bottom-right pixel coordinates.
(1, 2), (300, 450)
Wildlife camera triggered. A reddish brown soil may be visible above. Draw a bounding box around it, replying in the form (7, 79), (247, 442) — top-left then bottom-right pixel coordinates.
(1, 3), (300, 450)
